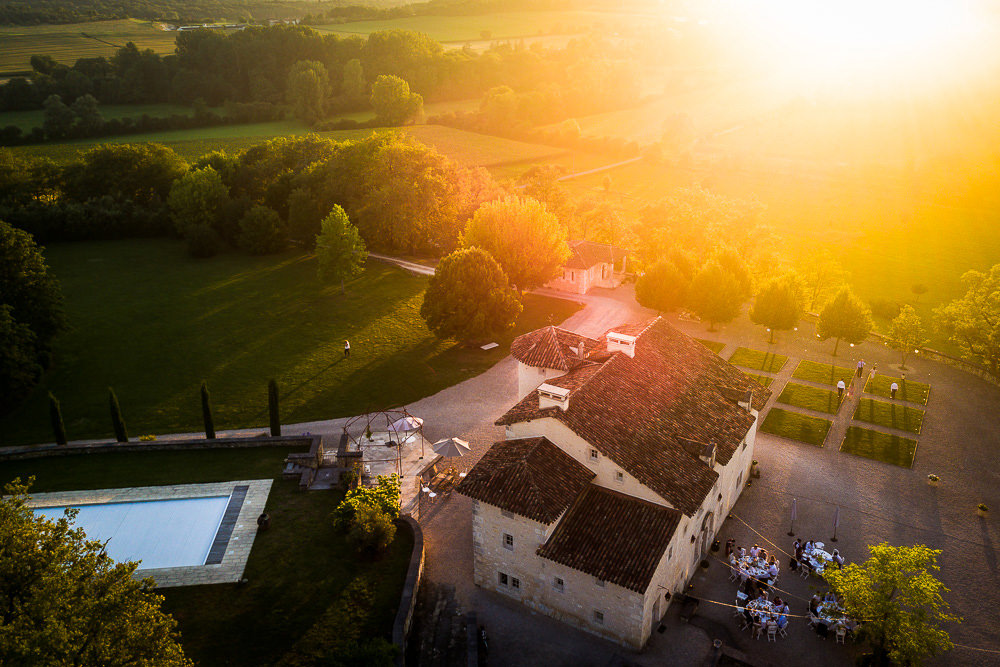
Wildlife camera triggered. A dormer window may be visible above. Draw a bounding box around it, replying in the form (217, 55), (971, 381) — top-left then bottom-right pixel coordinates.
(606, 332), (637, 358)
(589, 448), (599, 462)
(537, 383), (570, 411)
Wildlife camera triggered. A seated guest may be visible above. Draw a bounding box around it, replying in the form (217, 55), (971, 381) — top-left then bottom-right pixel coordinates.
(776, 601), (790, 616)
(743, 607), (755, 627)
(809, 594), (821, 614)
(767, 562), (779, 579)
(777, 613), (788, 630)
(804, 540), (814, 552)
(832, 549), (845, 569)
(759, 548), (768, 561)
(824, 591), (837, 603)
(750, 544), (761, 559)
(738, 546), (747, 558)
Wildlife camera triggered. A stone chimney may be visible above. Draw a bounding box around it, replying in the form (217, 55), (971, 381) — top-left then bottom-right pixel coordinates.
(537, 383), (570, 411)
(606, 332), (636, 358)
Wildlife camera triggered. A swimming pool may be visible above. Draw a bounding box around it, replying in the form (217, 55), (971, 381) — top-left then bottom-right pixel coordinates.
(35, 495), (231, 570)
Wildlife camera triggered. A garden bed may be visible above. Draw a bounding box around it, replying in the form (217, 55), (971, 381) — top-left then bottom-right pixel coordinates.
(759, 408), (832, 447)
(864, 375), (930, 405)
(728, 347), (788, 373)
(853, 399), (924, 435)
(840, 426), (918, 467)
(792, 360), (855, 387)
(776, 382), (842, 414)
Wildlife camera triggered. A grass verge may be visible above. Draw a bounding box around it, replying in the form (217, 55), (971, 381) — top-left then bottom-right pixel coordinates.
(746, 373), (774, 388)
(0, 240), (580, 446)
(776, 382), (842, 414)
(792, 360), (855, 387)
(840, 425), (918, 467)
(728, 347), (787, 373)
(853, 398), (924, 435)
(0, 445), (411, 666)
(695, 338), (725, 354)
(759, 408), (831, 447)
(864, 375), (930, 405)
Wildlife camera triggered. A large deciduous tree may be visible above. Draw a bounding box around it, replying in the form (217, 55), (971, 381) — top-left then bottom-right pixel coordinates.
(287, 60), (330, 123)
(370, 74), (423, 126)
(63, 143), (187, 207)
(824, 543), (959, 666)
(461, 196), (570, 292)
(315, 205), (367, 292)
(686, 260), (744, 330)
(238, 204), (286, 255)
(750, 274), (804, 343)
(167, 166), (230, 256)
(0, 479), (192, 666)
(635, 260), (689, 313)
(420, 247), (522, 343)
(935, 264), (1000, 374)
(798, 248), (849, 312)
(816, 286), (874, 356)
(888, 305), (927, 370)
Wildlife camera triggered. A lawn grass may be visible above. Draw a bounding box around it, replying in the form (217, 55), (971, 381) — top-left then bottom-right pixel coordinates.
(840, 425), (918, 467)
(776, 382), (842, 415)
(792, 360), (856, 387)
(853, 398), (924, 435)
(695, 338), (725, 354)
(864, 375), (930, 405)
(0, 445), (412, 666)
(746, 373), (774, 388)
(0, 240), (580, 446)
(0, 19), (181, 77)
(728, 347), (787, 373)
(759, 408), (831, 447)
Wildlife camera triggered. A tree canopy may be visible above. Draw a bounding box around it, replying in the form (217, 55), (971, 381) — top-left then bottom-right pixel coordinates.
(287, 60), (330, 123)
(750, 274), (803, 343)
(635, 260), (688, 313)
(888, 305), (927, 370)
(935, 264), (1000, 374)
(0, 479), (192, 666)
(370, 74), (423, 126)
(824, 543), (959, 666)
(816, 286), (874, 356)
(461, 196), (569, 292)
(420, 247), (522, 343)
(686, 260), (744, 330)
(315, 205), (368, 291)
(167, 166), (230, 255)
(63, 142), (188, 207)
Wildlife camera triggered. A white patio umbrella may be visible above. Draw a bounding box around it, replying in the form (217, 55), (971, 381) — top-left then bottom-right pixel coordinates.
(432, 437), (471, 458)
(389, 415), (423, 432)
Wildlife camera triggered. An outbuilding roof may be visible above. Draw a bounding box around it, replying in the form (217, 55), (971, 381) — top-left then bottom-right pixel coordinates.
(563, 240), (628, 271)
(510, 326), (600, 371)
(456, 436), (595, 524)
(536, 484), (682, 593)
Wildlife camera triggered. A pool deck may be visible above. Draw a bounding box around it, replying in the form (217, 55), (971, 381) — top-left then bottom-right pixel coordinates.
(27, 479), (272, 588)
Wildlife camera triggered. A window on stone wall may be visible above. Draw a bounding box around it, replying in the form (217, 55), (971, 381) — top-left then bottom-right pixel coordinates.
(512, 577), (521, 589)
(615, 470), (624, 483)
(553, 577), (564, 593)
(593, 610), (604, 624)
(503, 533), (514, 550)
(498, 572), (508, 587)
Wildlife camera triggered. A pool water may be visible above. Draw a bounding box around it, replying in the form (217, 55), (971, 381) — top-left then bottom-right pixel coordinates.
(35, 495), (231, 570)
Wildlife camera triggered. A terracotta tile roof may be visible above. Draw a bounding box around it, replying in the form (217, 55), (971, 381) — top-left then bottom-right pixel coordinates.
(456, 437), (595, 524)
(536, 484), (681, 593)
(563, 240), (628, 271)
(510, 326), (600, 371)
(497, 317), (772, 515)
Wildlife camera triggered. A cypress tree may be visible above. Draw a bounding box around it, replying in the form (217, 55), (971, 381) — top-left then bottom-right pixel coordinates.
(201, 380), (215, 439)
(267, 379), (280, 437)
(108, 387), (128, 443)
(48, 391), (67, 445)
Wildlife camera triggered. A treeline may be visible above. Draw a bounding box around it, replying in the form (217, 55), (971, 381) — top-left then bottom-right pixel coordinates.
(0, 132), (503, 257)
(0, 0), (398, 26)
(302, 0), (574, 24)
(0, 24), (643, 122)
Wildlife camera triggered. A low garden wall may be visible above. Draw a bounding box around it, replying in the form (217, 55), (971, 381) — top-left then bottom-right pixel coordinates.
(0, 434), (321, 462)
(392, 516), (425, 667)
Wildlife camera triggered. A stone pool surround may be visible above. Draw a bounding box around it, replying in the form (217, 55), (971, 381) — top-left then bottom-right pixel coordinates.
(26, 479), (273, 588)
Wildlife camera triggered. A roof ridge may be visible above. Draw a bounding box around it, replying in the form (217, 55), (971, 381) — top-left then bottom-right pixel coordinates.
(567, 352), (617, 397)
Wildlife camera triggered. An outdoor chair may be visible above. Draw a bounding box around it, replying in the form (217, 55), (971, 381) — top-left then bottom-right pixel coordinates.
(835, 625), (848, 644)
(729, 567), (740, 582)
(778, 624), (788, 639)
(752, 622), (764, 640)
(799, 565), (811, 580)
(733, 601), (745, 622)
(767, 623), (778, 642)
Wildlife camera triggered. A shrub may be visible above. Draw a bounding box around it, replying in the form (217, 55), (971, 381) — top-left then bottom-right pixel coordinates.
(347, 504), (396, 553)
(870, 298), (901, 320)
(333, 474), (400, 529)
(239, 205), (286, 255)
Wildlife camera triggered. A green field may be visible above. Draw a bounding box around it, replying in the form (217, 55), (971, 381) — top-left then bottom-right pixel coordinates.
(0, 20), (180, 77)
(9, 120), (562, 167)
(0, 446), (412, 665)
(728, 347), (787, 373)
(695, 338), (725, 354)
(776, 382), (842, 415)
(759, 407), (832, 446)
(864, 375), (930, 405)
(0, 104), (199, 131)
(0, 240), (580, 446)
(313, 10), (651, 43)
(792, 360), (855, 387)
(840, 425), (918, 467)
(853, 398), (924, 435)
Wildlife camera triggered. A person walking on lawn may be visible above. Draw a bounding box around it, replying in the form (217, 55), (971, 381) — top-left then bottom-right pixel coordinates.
(837, 379), (846, 401)
(344, 340), (351, 358)
(857, 359), (865, 378)
(890, 381), (899, 399)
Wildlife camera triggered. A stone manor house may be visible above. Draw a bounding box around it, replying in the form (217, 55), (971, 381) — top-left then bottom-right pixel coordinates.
(457, 318), (770, 649)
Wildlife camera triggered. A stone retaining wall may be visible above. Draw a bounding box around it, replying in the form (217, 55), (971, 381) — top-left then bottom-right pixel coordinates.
(393, 516), (425, 666)
(0, 434), (319, 462)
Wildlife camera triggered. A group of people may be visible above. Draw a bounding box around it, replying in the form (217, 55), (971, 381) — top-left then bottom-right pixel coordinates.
(810, 591), (856, 639)
(790, 538), (845, 574)
(726, 540), (780, 589)
(741, 589), (791, 636)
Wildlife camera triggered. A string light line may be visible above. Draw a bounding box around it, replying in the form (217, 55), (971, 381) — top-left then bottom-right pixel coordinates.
(707, 551), (814, 605)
